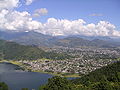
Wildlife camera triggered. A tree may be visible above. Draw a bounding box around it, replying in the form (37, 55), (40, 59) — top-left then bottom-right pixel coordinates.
(90, 82), (113, 90)
(39, 76), (75, 90)
(0, 82), (8, 90)
(21, 88), (29, 90)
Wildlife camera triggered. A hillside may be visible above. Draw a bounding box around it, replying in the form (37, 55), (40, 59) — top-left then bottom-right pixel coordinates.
(71, 61), (120, 90)
(72, 61), (120, 83)
(0, 40), (71, 60)
(55, 37), (120, 48)
(0, 31), (120, 48)
(0, 31), (55, 47)
(39, 61), (120, 90)
(12, 31), (56, 47)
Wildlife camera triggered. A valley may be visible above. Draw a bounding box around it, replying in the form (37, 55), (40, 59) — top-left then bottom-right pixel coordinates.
(0, 30), (120, 89)
(0, 0), (120, 90)
(1, 45), (120, 77)
(0, 32), (120, 89)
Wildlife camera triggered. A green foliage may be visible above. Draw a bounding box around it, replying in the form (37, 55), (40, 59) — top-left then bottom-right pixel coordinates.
(21, 88), (29, 90)
(40, 61), (120, 90)
(39, 76), (75, 90)
(0, 82), (8, 90)
(72, 61), (120, 85)
(0, 40), (71, 60)
(89, 82), (113, 90)
(0, 62), (120, 90)
(72, 61), (120, 90)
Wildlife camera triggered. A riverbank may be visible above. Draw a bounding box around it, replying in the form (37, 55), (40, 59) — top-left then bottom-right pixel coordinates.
(0, 60), (80, 77)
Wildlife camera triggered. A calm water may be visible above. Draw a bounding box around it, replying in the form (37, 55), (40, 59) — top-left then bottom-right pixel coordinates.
(0, 62), (53, 90)
(0, 62), (76, 90)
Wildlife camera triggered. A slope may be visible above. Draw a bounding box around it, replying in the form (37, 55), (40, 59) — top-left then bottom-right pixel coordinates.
(0, 40), (71, 60)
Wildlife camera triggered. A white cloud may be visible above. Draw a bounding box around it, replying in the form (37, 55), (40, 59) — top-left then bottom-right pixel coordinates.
(40, 18), (120, 37)
(0, 9), (42, 31)
(0, 0), (20, 10)
(25, 0), (34, 5)
(1, 0), (119, 37)
(0, 0), (119, 37)
(0, 9), (120, 37)
(0, 10), (120, 37)
(33, 8), (48, 17)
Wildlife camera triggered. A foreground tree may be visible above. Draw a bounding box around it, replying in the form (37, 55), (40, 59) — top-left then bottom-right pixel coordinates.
(39, 76), (75, 90)
(0, 82), (8, 90)
(21, 88), (29, 90)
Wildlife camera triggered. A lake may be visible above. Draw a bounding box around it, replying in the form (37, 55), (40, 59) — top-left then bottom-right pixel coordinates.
(0, 62), (53, 90)
(0, 62), (76, 90)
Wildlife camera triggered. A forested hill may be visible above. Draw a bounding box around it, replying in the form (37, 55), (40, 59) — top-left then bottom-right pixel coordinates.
(39, 61), (120, 90)
(71, 61), (120, 90)
(0, 40), (70, 60)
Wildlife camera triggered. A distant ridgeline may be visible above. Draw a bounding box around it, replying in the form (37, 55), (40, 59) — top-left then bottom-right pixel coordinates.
(0, 40), (71, 60)
(39, 61), (120, 90)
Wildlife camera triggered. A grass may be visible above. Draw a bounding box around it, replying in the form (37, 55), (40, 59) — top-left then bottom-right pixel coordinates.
(32, 70), (80, 77)
(0, 60), (9, 63)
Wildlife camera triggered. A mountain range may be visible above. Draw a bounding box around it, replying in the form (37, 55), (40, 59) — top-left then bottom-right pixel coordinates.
(0, 30), (120, 48)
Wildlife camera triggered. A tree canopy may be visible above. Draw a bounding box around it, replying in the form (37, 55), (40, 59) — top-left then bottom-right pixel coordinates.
(0, 82), (8, 90)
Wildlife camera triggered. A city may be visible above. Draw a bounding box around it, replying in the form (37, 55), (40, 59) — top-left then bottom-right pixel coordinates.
(19, 47), (120, 76)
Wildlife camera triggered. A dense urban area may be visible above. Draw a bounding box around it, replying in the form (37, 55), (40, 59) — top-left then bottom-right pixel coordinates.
(18, 47), (120, 76)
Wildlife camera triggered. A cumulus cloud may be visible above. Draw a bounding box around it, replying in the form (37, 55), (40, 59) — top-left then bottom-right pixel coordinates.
(0, 9), (42, 31)
(0, 0), (20, 10)
(0, 0), (43, 32)
(33, 8), (48, 17)
(0, 0), (119, 37)
(40, 18), (120, 37)
(25, 0), (34, 5)
(0, 10), (120, 37)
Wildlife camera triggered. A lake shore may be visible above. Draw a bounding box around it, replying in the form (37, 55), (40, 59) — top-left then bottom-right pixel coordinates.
(0, 60), (80, 77)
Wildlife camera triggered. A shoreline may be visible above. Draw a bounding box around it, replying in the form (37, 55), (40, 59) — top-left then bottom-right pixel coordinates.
(0, 60), (80, 78)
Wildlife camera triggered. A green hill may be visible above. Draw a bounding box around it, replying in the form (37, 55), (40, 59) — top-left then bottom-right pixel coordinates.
(73, 62), (120, 85)
(72, 61), (120, 89)
(39, 61), (120, 90)
(1, 54), (120, 90)
(0, 40), (71, 60)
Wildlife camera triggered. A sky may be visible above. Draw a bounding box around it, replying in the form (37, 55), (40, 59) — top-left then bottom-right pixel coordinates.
(0, 0), (120, 37)
(19, 0), (120, 25)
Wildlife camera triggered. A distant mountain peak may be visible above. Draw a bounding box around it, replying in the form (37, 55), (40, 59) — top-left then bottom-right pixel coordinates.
(0, 30), (120, 48)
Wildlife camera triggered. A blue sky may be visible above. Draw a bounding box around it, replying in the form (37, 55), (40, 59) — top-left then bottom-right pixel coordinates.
(17, 0), (120, 29)
(0, 0), (120, 36)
